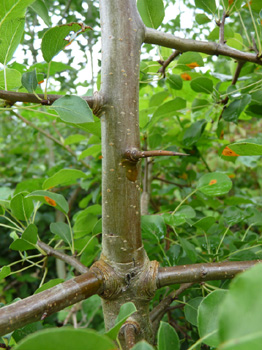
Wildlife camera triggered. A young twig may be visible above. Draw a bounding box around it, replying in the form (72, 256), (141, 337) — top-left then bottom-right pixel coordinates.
(158, 50), (181, 77)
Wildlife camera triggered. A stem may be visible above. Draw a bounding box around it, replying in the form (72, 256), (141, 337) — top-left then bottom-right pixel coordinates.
(247, 1), (262, 55)
(66, 214), (74, 254)
(44, 62), (51, 99)
(172, 188), (198, 215)
(187, 330), (217, 350)
(216, 225), (231, 256)
(37, 240), (88, 274)
(0, 223), (23, 232)
(4, 66), (7, 91)
(242, 223), (254, 241)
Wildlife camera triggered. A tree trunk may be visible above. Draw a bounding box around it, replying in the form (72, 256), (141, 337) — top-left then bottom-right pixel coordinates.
(98, 0), (156, 341)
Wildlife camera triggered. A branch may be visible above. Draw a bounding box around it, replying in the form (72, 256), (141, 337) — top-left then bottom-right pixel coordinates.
(218, 61), (245, 120)
(122, 322), (139, 349)
(11, 111), (90, 169)
(150, 283), (193, 323)
(158, 50), (181, 77)
(0, 270), (103, 336)
(144, 28), (262, 65)
(150, 283), (193, 339)
(217, 11), (228, 45)
(124, 149), (188, 161)
(37, 241), (88, 274)
(157, 260), (261, 288)
(0, 90), (94, 107)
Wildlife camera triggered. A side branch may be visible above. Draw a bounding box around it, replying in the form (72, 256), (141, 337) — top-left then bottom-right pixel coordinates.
(157, 260), (261, 288)
(0, 90), (99, 111)
(144, 28), (262, 65)
(37, 241), (88, 274)
(0, 270), (103, 336)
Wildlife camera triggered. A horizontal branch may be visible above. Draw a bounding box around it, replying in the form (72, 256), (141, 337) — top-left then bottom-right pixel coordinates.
(157, 260), (261, 288)
(37, 241), (88, 274)
(0, 90), (95, 107)
(124, 149), (188, 161)
(144, 28), (262, 65)
(0, 270), (103, 336)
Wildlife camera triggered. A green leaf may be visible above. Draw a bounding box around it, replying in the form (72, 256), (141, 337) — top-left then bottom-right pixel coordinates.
(178, 52), (204, 67)
(179, 237), (197, 262)
(21, 69), (38, 93)
(0, 68), (21, 90)
(51, 95), (94, 124)
(64, 134), (86, 145)
(93, 218), (102, 235)
(42, 169), (87, 190)
(141, 215), (166, 241)
(41, 23), (92, 62)
(137, 0), (165, 29)
(197, 172), (232, 197)
(225, 138), (262, 156)
(12, 328), (116, 350)
(22, 224), (38, 244)
(0, 18), (24, 65)
(34, 279), (64, 294)
(168, 206), (196, 227)
(157, 321), (180, 350)
(167, 75), (183, 90)
(183, 119), (207, 147)
(0, 0), (36, 22)
(223, 206), (245, 225)
(184, 297), (203, 326)
(190, 77), (213, 94)
(106, 302), (136, 340)
(132, 341), (155, 350)
(193, 217), (216, 231)
(198, 289), (228, 347)
(30, 0), (51, 27)
(218, 264), (262, 349)
(10, 192), (34, 221)
(26, 190), (69, 214)
(194, 0), (216, 14)
(78, 144), (102, 160)
(195, 13), (211, 24)
(0, 266), (11, 281)
(10, 238), (36, 251)
(150, 97), (186, 127)
(223, 95), (251, 123)
(192, 98), (210, 112)
(50, 222), (72, 246)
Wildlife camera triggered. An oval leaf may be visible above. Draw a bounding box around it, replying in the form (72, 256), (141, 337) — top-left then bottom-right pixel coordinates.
(218, 264), (262, 348)
(25, 190), (69, 214)
(190, 77), (213, 94)
(50, 222), (72, 246)
(197, 172), (232, 196)
(137, 0), (165, 29)
(43, 169), (87, 190)
(157, 321), (180, 350)
(198, 289), (228, 347)
(12, 328), (116, 350)
(41, 23), (92, 63)
(51, 95), (94, 124)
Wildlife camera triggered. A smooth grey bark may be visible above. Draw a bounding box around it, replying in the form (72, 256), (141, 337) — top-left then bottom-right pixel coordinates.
(98, 1), (159, 341)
